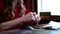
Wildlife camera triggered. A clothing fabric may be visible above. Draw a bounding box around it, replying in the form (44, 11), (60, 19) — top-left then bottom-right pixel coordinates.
(0, 0), (29, 29)
(0, 0), (35, 30)
(0, 0), (27, 23)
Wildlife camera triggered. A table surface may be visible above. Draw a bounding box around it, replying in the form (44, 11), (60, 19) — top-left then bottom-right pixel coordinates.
(0, 29), (60, 34)
(0, 24), (60, 34)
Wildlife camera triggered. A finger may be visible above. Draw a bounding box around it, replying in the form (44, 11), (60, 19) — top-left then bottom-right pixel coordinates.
(33, 12), (36, 16)
(29, 12), (34, 15)
(37, 15), (41, 21)
(34, 14), (41, 22)
(33, 12), (36, 14)
(32, 14), (35, 21)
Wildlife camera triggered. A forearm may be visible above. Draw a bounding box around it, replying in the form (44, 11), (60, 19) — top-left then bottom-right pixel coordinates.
(0, 17), (23, 30)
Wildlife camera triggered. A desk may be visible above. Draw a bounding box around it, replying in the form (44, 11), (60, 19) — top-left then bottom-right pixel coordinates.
(0, 29), (60, 34)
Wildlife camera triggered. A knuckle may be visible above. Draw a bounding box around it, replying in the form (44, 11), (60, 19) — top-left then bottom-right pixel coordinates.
(30, 12), (33, 15)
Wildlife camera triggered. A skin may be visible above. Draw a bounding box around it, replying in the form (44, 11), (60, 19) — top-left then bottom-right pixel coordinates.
(0, 12), (41, 31)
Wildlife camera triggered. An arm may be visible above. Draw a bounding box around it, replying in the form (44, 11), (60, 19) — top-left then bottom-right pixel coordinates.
(0, 12), (32, 30)
(0, 17), (23, 30)
(0, 12), (41, 31)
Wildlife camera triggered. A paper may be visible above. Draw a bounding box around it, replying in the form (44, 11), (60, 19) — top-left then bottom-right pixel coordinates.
(42, 21), (60, 29)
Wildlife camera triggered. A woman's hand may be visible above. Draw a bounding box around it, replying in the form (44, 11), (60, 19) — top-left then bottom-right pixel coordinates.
(21, 12), (41, 22)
